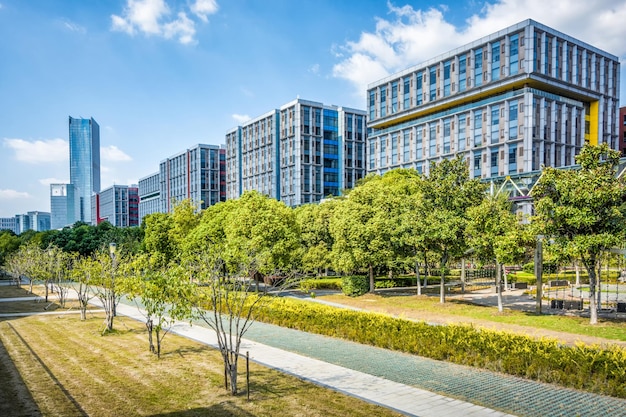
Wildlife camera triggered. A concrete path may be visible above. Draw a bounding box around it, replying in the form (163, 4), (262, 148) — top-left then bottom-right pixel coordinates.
(113, 299), (626, 417)
(114, 300), (514, 417)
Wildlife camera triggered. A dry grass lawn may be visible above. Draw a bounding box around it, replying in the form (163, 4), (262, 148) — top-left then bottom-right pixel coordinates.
(0, 283), (402, 417)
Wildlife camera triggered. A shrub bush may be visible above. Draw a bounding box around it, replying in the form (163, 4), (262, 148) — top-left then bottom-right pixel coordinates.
(341, 276), (369, 297)
(300, 278), (342, 292)
(252, 296), (626, 399)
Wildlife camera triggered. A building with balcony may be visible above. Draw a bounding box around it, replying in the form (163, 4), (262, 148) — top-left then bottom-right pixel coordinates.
(226, 98), (366, 206)
(366, 19), (620, 181)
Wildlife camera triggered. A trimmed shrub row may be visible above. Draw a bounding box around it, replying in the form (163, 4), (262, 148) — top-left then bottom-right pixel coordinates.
(253, 296), (626, 398)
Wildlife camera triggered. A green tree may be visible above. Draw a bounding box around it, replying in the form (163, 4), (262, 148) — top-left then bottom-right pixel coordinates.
(122, 254), (195, 358)
(294, 199), (337, 275)
(467, 193), (520, 311)
(69, 254), (97, 320)
(0, 230), (21, 269)
(185, 192), (299, 279)
(419, 156), (486, 303)
(330, 174), (396, 292)
(531, 143), (626, 324)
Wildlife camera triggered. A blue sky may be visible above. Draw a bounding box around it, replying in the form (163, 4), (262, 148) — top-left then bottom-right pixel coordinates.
(1, 0), (626, 218)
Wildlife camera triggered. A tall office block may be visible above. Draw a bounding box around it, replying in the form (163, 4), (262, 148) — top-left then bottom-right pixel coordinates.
(617, 107), (626, 156)
(50, 183), (80, 229)
(94, 185), (139, 227)
(226, 98), (367, 206)
(69, 116), (101, 224)
(0, 217), (18, 234)
(138, 172), (162, 224)
(366, 19), (620, 180)
(159, 144), (226, 213)
(15, 211), (50, 234)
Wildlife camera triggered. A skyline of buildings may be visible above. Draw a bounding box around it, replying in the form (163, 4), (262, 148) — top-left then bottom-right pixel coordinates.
(2, 19), (624, 234)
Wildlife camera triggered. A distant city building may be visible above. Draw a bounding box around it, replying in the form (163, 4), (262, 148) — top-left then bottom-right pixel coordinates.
(69, 116), (101, 224)
(366, 19), (620, 180)
(14, 211), (51, 234)
(617, 107), (626, 156)
(138, 172), (162, 224)
(50, 183), (80, 229)
(159, 144), (226, 213)
(0, 217), (17, 234)
(226, 98), (366, 206)
(93, 185), (139, 227)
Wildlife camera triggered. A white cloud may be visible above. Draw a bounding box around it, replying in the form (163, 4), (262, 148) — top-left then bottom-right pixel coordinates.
(191, 0), (218, 22)
(61, 19), (86, 33)
(111, 0), (217, 44)
(3, 138), (68, 164)
(39, 178), (69, 186)
(309, 63), (320, 75)
(0, 189), (31, 200)
(232, 114), (251, 124)
(101, 145), (132, 162)
(163, 12), (196, 45)
(333, 1), (626, 95)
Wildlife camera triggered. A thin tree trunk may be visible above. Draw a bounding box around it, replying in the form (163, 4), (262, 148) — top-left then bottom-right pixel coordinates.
(597, 263), (602, 310)
(502, 265), (509, 292)
(461, 258), (466, 294)
(229, 363), (238, 395)
(496, 260), (503, 312)
(415, 260), (422, 296)
(146, 318), (155, 353)
(585, 257), (598, 325)
(368, 264), (375, 293)
(575, 261), (581, 287)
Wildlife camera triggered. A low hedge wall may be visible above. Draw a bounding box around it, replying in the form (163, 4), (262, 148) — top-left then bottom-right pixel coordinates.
(299, 278), (343, 292)
(253, 296), (626, 398)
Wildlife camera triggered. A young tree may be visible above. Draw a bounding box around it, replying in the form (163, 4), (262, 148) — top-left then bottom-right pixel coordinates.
(467, 193), (519, 312)
(294, 199), (337, 275)
(190, 250), (292, 395)
(89, 249), (121, 333)
(69, 254), (96, 321)
(419, 156), (486, 303)
(122, 255), (195, 358)
(532, 143), (626, 324)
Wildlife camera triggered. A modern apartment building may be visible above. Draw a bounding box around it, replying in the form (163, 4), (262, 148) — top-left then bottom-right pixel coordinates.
(50, 183), (81, 229)
(617, 107), (626, 157)
(159, 144), (226, 213)
(366, 19), (620, 180)
(93, 185), (139, 227)
(15, 211), (51, 234)
(69, 117), (101, 224)
(138, 172), (162, 223)
(0, 217), (17, 234)
(226, 98), (366, 206)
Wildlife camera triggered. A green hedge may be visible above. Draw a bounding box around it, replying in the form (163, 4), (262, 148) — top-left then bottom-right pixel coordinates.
(300, 278), (342, 291)
(253, 296), (626, 398)
(341, 276), (369, 296)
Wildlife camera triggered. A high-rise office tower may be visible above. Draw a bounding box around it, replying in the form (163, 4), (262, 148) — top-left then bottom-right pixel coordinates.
(226, 98), (367, 206)
(69, 116), (101, 224)
(159, 144), (226, 213)
(50, 183), (80, 229)
(366, 19), (620, 180)
(138, 172), (162, 224)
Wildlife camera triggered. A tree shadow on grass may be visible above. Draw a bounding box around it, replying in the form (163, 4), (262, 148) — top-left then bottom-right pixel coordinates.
(0, 337), (42, 417)
(148, 402), (255, 417)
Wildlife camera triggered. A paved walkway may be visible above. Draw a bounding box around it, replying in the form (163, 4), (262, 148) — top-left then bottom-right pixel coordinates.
(113, 299), (626, 417)
(4, 284), (626, 416)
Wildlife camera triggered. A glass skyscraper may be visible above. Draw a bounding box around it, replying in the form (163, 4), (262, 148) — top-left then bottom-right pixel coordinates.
(69, 116), (100, 224)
